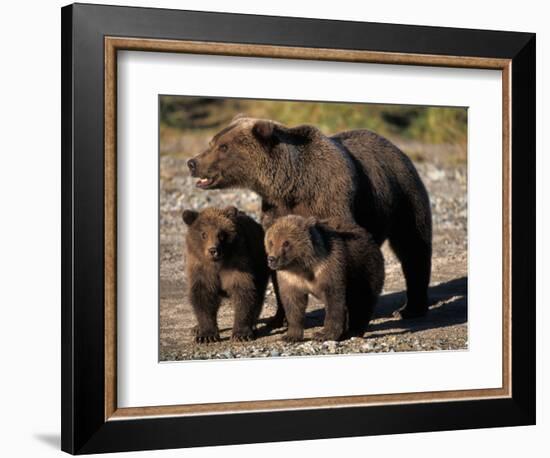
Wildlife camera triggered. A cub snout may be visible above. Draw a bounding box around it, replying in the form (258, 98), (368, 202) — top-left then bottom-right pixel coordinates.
(267, 255), (279, 270)
(208, 246), (222, 261)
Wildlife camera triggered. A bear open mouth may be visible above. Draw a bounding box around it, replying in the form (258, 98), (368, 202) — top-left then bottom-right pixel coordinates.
(195, 176), (217, 189)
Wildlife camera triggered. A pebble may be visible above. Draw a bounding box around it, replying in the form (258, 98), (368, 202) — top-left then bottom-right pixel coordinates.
(363, 342), (375, 351)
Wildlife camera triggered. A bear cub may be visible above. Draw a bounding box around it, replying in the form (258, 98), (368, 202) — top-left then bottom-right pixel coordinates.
(265, 215), (384, 342)
(182, 206), (269, 343)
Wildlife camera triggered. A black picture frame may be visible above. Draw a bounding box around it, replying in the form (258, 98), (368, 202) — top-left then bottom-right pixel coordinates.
(61, 3), (535, 454)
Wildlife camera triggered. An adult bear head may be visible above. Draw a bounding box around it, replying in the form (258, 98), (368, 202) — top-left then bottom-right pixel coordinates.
(186, 115), (321, 196)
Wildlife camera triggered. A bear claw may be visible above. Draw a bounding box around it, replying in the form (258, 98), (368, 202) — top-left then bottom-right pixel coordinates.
(282, 334), (303, 343)
(194, 333), (220, 344)
(313, 332), (338, 342)
(231, 333), (254, 342)
(392, 305), (428, 320)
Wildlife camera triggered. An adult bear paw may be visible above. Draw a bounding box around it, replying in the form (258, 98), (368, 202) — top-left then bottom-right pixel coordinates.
(392, 304), (428, 320)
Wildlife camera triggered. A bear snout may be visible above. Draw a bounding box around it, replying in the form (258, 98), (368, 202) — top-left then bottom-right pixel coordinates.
(208, 246), (222, 260)
(267, 256), (279, 269)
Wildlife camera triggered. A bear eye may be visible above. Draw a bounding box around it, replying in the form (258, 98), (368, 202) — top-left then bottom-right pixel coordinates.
(282, 240), (290, 248)
(218, 144), (228, 152)
(268, 240), (273, 248)
(201, 232), (207, 240)
(218, 231), (226, 241)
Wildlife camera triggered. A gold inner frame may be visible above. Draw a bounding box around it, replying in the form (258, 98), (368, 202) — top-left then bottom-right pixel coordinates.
(104, 37), (512, 421)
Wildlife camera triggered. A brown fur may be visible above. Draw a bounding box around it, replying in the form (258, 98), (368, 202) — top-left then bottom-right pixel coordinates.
(182, 206), (269, 342)
(188, 116), (431, 323)
(264, 215), (384, 342)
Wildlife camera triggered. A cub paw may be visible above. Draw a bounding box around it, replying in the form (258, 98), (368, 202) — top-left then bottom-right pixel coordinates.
(313, 331), (341, 342)
(194, 331), (220, 344)
(231, 329), (255, 342)
(282, 333), (303, 343)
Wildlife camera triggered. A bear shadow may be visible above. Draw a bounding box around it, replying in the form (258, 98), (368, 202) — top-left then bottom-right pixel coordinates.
(303, 276), (468, 336)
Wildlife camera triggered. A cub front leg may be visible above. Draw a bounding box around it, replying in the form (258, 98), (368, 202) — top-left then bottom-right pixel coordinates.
(278, 279), (308, 342)
(227, 272), (264, 342)
(230, 287), (259, 342)
(314, 286), (347, 342)
(189, 280), (221, 343)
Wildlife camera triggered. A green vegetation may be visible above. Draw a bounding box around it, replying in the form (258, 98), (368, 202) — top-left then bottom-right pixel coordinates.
(160, 96), (467, 163)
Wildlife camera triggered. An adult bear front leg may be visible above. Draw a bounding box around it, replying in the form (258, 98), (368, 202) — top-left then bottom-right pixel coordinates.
(189, 281), (221, 343)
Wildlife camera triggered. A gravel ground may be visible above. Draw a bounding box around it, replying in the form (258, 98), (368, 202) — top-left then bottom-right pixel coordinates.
(159, 148), (467, 361)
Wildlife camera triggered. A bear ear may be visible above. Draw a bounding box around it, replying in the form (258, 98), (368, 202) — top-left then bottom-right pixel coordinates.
(288, 124), (317, 140)
(223, 206), (239, 219)
(252, 120), (275, 143)
(231, 113), (247, 123)
(287, 125), (316, 146)
(182, 209), (199, 226)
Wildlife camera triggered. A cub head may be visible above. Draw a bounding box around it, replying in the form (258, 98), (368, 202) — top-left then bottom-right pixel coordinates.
(186, 115), (317, 191)
(264, 215), (319, 270)
(182, 206), (240, 262)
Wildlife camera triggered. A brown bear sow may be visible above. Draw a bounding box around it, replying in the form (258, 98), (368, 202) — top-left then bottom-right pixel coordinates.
(188, 116), (432, 321)
(264, 215), (384, 342)
(182, 206), (269, 343)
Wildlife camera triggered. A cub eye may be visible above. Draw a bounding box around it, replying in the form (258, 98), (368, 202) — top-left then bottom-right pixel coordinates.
(218, 231), (226, 241)
(201, 232), (207, 240)
(219, 144), (228, 152)
(282, 240), (290, 248)
(268, 240), (273, 248)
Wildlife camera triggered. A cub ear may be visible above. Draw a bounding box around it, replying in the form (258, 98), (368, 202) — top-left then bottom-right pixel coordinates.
(223, 206), (239, 219)
(252, 120), (275, 143)
(182, 209), (199, 226)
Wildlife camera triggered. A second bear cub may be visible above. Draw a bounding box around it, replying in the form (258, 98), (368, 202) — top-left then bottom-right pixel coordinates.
(265, 215), (384, 342)
(183, 206), (269, 343)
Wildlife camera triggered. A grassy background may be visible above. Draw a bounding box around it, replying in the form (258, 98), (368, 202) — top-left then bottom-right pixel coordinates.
(160, 96), (467, 164)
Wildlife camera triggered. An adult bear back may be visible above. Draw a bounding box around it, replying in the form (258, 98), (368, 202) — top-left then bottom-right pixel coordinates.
(331, 129), (432, 247)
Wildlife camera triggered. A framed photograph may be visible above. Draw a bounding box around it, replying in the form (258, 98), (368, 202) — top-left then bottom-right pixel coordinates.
(61, 3), (536, 454)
